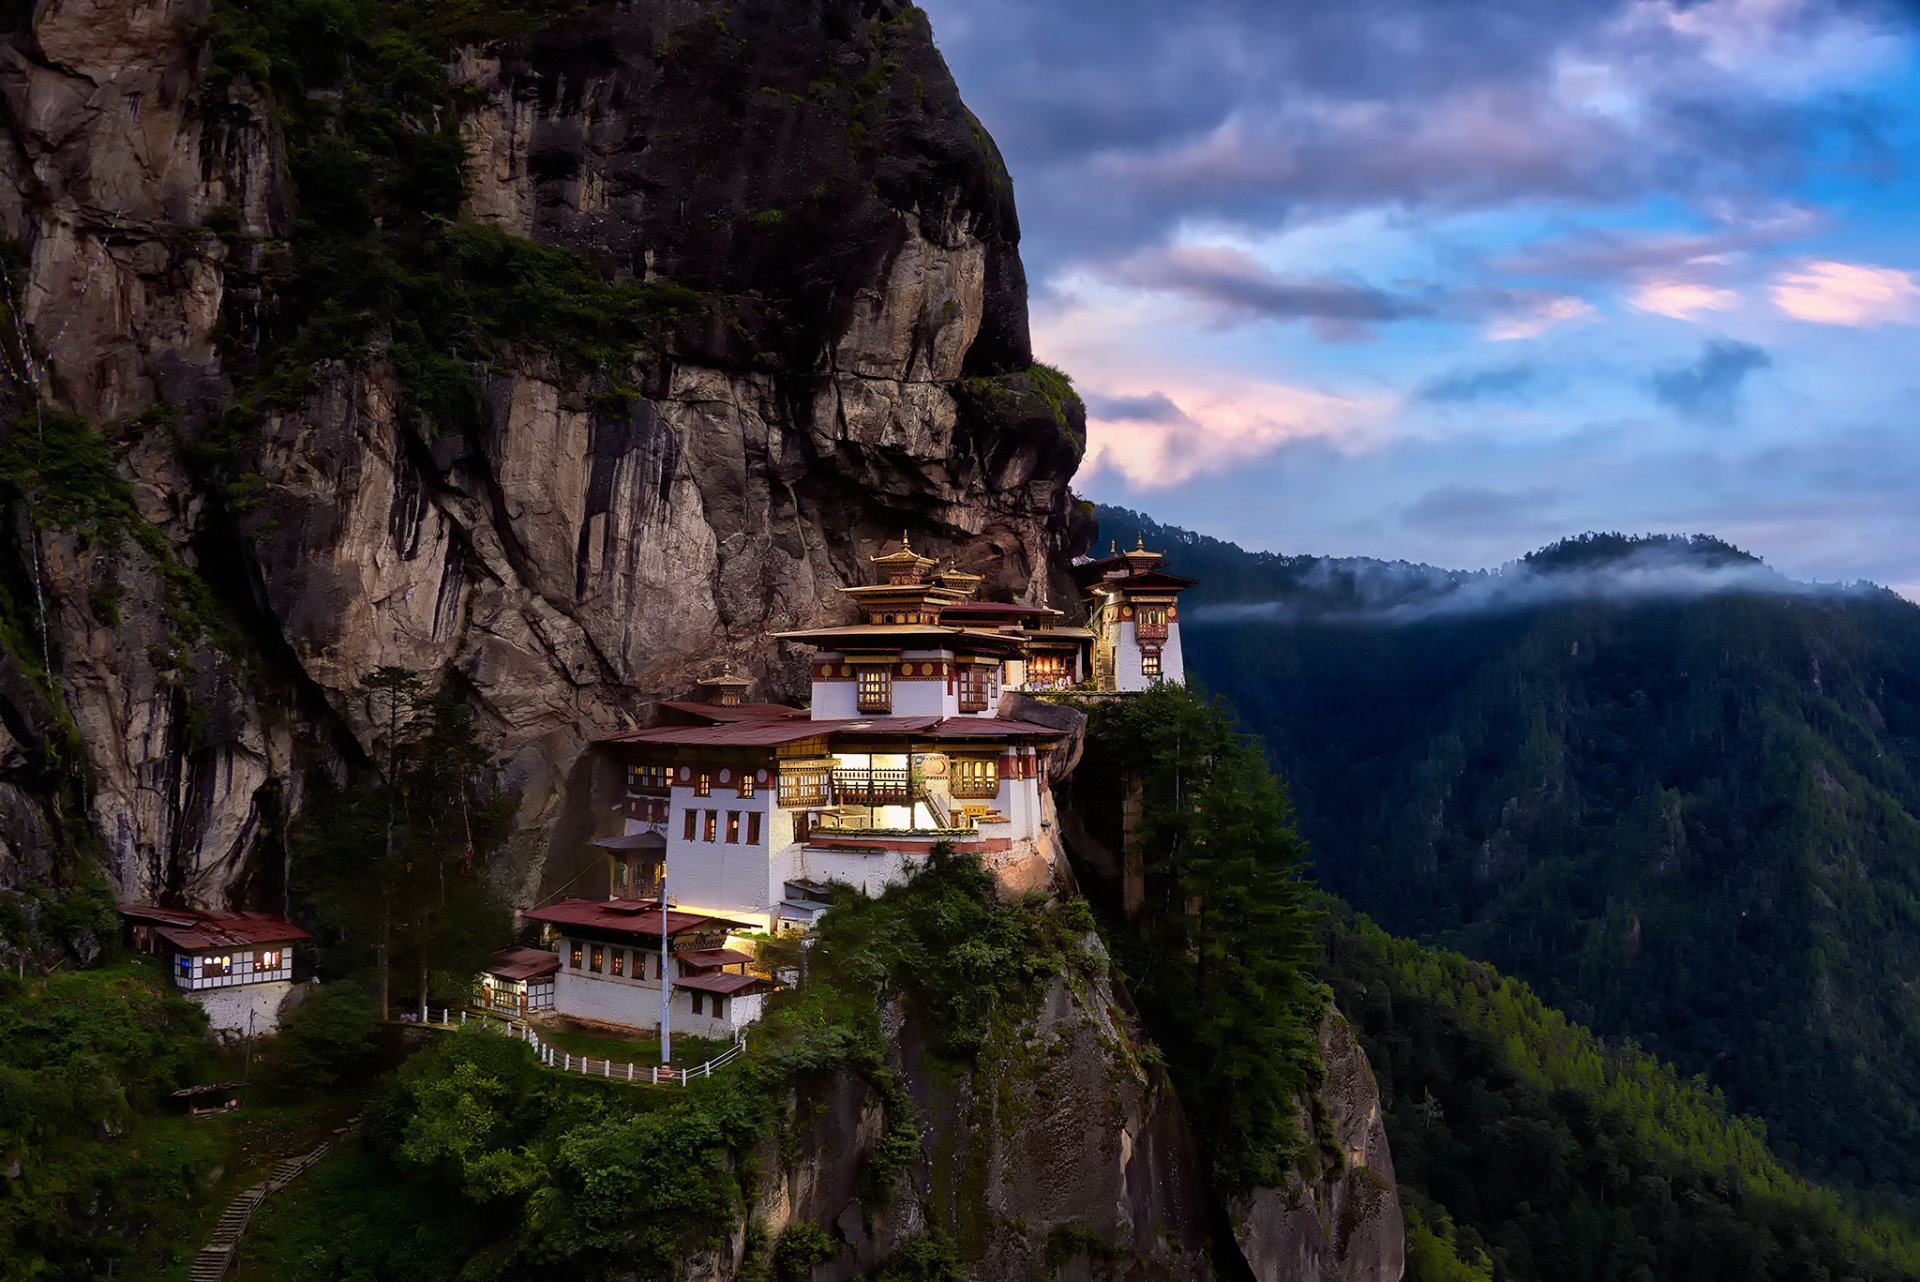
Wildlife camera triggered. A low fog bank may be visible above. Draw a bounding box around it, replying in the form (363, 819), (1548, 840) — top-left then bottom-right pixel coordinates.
(1190, 542), (1891, 627)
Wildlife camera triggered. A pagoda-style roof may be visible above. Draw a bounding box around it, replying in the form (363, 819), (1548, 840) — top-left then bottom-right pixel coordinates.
(869, 534), (937, 574)
(936, 601), (1061, 621)
(118, 905), (309, 952)
(654, 700), (806, 726)
(601, 714), (1066, 749)
(695, 665), (754, 692)
(774, 622), (1026, 653)
(1094, 569), (1199, 593)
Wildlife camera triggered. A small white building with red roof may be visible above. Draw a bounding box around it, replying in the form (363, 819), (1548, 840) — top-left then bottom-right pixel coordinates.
(522, 898), (773, 1038)
(117, 905), (309, 1034)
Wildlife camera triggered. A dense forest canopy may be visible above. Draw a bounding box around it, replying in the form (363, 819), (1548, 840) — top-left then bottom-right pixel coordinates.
(1096, 504), (1920, 1202)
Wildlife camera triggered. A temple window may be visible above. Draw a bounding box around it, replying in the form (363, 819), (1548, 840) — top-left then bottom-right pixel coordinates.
(747, 812), (762, 844)
(590, 947), (604, 973)
(703, 810), (718, 841)
(952, 758), (999, 799)
(856, 668), (891, 713)
(958, 666), (991, 712)
(683, 810), (697, 841)
(726, 811), (741, 844)
(737, 774), (756, 798)
(570, 943), (583, 968)
(1141, 651), (1162, 678)
(694, 771), (712, 797)
(255, 949), (281, 971)
(611, 950), (625, 977)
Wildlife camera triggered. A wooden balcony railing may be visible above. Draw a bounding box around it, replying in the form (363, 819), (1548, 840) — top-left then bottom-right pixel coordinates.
(832, 766), (914, 806)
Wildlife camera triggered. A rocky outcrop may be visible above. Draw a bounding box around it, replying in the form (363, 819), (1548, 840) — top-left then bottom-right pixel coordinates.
(0, 0), (1083, 908)
(736, 955), (1219, 1282)
(1230, 1013), (1405, 1282)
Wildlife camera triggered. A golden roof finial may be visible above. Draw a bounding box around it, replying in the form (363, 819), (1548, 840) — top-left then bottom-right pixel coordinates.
(1135, 534), (1146, 552)
(1109, 538), (1117, 555)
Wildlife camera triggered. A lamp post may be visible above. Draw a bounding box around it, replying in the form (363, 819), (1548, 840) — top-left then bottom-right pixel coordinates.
(659, 855), (671, 1067)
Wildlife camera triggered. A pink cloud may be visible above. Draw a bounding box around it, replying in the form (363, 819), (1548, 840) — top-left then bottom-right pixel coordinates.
(1630, 279), (1742, 320)
(1081, 383), (1383, 488)
(1486, 294), (1595, 341)
(1770, 261), (1920, 327)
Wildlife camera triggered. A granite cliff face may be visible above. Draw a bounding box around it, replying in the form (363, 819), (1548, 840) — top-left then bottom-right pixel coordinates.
(0, 0), (1083, 908)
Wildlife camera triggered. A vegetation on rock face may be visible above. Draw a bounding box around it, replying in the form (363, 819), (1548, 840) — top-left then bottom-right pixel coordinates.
(0, 962), (219, 1280)
(1072, 684), (1326, 1194)
(233, 851), (1095, 1279)
(1096, 504), (1920, 1204)
(1322, 907), (1920, 1281)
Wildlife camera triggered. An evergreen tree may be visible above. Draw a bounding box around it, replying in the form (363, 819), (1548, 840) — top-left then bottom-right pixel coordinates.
(298, 668), (513, 1017)
(1090, 685), (1325, 1191)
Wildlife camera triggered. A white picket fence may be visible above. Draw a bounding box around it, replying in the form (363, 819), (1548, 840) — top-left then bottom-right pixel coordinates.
(421, 1007), (747, 1086)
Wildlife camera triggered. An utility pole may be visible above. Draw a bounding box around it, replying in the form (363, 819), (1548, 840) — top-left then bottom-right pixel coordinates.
(659, 853), (671, 1066)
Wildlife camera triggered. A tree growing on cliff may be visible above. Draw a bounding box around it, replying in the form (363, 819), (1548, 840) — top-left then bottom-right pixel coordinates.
(298, 667), (512, 1019)
(1089, 685), (1326, 1192)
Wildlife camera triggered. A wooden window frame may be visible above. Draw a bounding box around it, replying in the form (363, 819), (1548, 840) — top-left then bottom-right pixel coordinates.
(856, 667), (892, 713)
(611, 949), (625, 977)
(703, 810), (718, 842)
(726, 811), (741, 844)
(747, 812), (762, 844)
(694, 771), (712, 797)
(570, 943), (583, 969)
(590, 946), (604, 973)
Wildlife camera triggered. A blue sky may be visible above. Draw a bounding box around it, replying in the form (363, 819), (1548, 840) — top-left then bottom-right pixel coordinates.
(918, 0), (1920, 597)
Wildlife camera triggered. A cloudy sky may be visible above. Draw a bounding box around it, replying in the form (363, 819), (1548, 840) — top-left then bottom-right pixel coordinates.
(918, 0), (1920, 597)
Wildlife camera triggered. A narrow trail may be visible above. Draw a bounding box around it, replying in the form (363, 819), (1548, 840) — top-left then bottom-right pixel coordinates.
(185, 1110), (365, 1282)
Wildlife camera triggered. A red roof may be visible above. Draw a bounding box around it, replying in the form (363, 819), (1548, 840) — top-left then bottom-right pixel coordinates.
(937, 601), (1059, 619)
(655, 701), (806, 724)
(524, 898), (754, 939)
(678, 947), (756, 971)
(917, 717), (1067, 740)
(1099, 569), (1198, 591)
(602, 714), (1065, 749)
(674, 972), (767, 995)
(602, 719), (849, 747)
(118, 905), (309, 952)
(484, 947), (560, 981)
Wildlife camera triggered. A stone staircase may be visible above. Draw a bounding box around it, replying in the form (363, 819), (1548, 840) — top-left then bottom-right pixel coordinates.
(185, 1112), (362, 1282)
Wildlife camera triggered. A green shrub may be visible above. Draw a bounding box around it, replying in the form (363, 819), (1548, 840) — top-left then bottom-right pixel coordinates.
(772, 1220), (837, 1278)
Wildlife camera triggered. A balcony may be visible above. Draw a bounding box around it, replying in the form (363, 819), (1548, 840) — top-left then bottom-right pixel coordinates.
(831, 766), (913, 806)
(950, 774), (1000, 800)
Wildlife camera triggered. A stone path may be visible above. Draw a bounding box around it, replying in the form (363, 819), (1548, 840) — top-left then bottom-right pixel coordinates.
(185, 1112), (362, 1282)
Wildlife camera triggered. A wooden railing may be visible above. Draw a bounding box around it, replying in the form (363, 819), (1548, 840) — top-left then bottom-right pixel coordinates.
(832, 766), (913, 805)
(420, 1008), (747, 1087)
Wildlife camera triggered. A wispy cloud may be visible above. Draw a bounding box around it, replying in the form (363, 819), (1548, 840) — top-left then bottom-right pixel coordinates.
(1487, 294), (1596, 340)
(1770, 260), (1920, 326)
(1630, 278), (1743, 319)
(1080, 381), (1385, 488)
(1649, 339), (1771, 421)
(1191, 541), (1871, 627)
(1101, 244), (1430, 338)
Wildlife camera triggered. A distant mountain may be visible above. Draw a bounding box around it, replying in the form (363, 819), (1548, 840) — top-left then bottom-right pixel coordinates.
(1097, 505), (1920, 1199)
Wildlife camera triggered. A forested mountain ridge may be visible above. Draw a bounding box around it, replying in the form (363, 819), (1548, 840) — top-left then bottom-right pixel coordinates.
(1095, 505), (1920, 1200)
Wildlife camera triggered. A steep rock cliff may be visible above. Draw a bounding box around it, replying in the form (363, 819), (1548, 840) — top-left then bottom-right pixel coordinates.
(0, 0), (1084, 908)
(721, 962), (1401, 1282)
